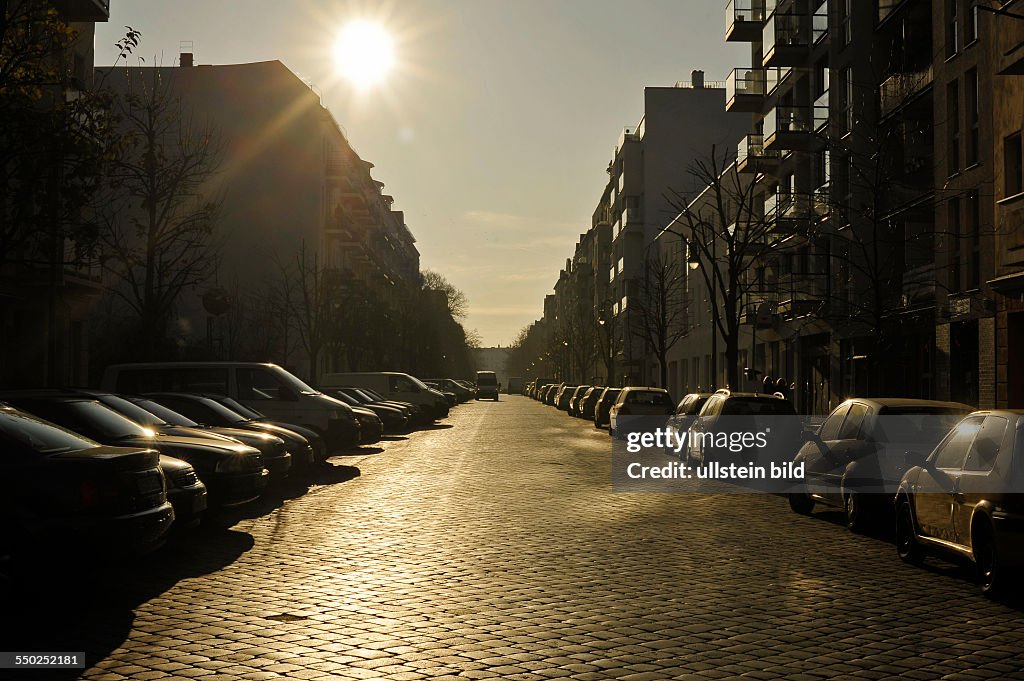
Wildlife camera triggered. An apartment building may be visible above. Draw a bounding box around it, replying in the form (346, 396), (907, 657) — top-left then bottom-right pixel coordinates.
(602, 77), (750, 385)
(988, 0), (1024, 408)
(99, 60), (420, 377)
(0, 0), (111, 388)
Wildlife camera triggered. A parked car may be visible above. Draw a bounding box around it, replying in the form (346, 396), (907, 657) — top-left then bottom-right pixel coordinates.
(324, 389), (409, 432)
(72, 389), (298, 477)
(321, 372), (449, 420)
(425, 379), (474, 403)
(102, 362), (361, 453)
(608, 387), (674, 437)
(0, 404), (176, 559)
(475, 371), (500, 401)
(203, 395), (328, 465)
(555, 385), (579, 411)
(424, 382), (458, 407)
(579, 387), (604, 421)
(120, 394), (319, 471)
(329, 387), (425, 427)
(664, 393), (712, 457)
(895, 410), (1024, 596)
(568, 386), (592, 417)
(0, 392), (266, 507)
(684, 390), (799, 467)
(789, 398), (972, 530)
(594, 388), (622, 428)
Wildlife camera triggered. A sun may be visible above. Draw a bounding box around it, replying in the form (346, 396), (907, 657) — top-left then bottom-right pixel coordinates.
(333, 20), (395, 91)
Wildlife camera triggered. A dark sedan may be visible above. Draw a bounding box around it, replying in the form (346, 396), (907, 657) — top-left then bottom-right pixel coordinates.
(326, 389), (409, 433)
(72, 390), (294, 480)
(593, 388), (622, 428)
(0, 392), (267, 507)
(0, 404), (175, 559)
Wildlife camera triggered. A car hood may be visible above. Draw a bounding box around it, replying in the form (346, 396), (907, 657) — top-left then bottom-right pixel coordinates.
(49, 444), (160, 471)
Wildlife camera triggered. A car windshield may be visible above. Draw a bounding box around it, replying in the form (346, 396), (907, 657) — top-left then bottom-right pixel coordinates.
(0, 409), (99, 454)
(359, 388), (385, 401)
(267, 365), (320, 396)
(132, 398), (199, 427)
(722, 398), (796, 416)
(188, 397), (250, 425)
(69, 400), (153, 440)
(219, 396), (264, 420)
(626, 391), (671, 406)
(332, 392), (359, 406)
(97, 393), (167, 427)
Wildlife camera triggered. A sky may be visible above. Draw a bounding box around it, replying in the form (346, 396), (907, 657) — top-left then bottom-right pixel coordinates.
(96, 1), (745, 347)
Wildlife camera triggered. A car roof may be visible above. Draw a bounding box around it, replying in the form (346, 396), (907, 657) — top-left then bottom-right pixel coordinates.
(622, 386), (669, 392)
(840, 397), (975, 410)
(0, 389), (96, 403)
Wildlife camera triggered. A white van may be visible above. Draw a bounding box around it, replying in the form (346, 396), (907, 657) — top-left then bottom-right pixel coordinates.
(101, 362), (361, 451)
(320, 372), (449, 420)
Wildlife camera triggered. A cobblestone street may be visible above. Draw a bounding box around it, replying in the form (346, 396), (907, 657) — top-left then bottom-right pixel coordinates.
(5, 396), (1024, 680)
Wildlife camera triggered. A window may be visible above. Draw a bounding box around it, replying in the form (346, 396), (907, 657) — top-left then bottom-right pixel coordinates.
(837, 403), (869, 440)
(837, 67), (854, 135)
(946, 0), (959, 58)
(932, 416), (984, 469)
(838, 0), (852, 47)
(238, 368), (296, 401)
(963, 416), (1008, 472)
(818, 405), (851, 441)
(965, 69), (979, 166)
(947, 80), (960, 174)
(389, 375), (421, 393)
(1005, 132), (1023, 197)
(965, 1), (979, 45)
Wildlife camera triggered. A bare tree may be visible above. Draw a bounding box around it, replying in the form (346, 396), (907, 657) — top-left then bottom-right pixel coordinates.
(664, 149), (789, 389)
(95, 67), (223, 356)
(632, 248), (689, 388)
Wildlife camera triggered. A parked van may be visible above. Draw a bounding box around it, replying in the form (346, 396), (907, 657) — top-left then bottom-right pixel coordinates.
(476, 371), (499, 401)
(100, 362), (361, 452)
(320, 372), (450, 420)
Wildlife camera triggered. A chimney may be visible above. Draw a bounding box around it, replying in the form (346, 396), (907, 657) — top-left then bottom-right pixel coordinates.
(180, 52), (194, 67)
(691, 69), (704, 88)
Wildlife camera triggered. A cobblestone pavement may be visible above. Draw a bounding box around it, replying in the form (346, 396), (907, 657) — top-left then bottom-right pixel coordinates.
(5, 395), (1024, 680)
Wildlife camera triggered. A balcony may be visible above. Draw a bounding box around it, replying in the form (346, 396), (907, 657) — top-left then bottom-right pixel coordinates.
(726, 0), (766, 42)
(736, 134), (780, 175)
(726, 68), (767, 112)
(763, 104), (817, 151)
(763, 13), (811, 67)
(740, 294), (779, 327)
(765, 192), (813, 236)
(777, 296), (821, 319)
(879, 66), (934, 117)
(55, 0), (109, 21)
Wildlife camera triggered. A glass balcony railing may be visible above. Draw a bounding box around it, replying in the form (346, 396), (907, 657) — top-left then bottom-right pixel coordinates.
(763, 13), (811, 66)
(763, 105), (811, 146)
(727, 68), (766, 100)
(726, 0), (767, 41)
(813, 2), (829, 42)
(879, 65), (934, 116)
(737, 134), (780, 171)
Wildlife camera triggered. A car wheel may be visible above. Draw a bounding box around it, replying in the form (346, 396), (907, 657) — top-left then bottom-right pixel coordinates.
(788, 488), (814, 515)
(896, 502), (926, 565)
(973, 521), (1004, 597)
(843, 489), (865, 533)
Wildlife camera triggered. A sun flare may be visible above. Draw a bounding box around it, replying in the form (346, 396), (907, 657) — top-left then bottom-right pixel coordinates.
(333, 20), (395, 90)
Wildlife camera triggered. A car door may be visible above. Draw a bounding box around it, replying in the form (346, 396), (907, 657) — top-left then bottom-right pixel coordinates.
(913, 417), (983, 541)
(801, 404), (850, 500)
(688, 396), (723, 465)
(954, 415), (1009, 550)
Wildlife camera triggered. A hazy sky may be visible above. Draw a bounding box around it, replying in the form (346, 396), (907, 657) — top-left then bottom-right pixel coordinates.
(96, 1), (745, 346)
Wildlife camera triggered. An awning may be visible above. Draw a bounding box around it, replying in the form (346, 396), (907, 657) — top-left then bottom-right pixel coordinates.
(987, 271), (1024, 294)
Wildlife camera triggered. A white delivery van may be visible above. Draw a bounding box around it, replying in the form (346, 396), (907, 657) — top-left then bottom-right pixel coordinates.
(319, 372), (449, 420)
(101, 362), (360, 451)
